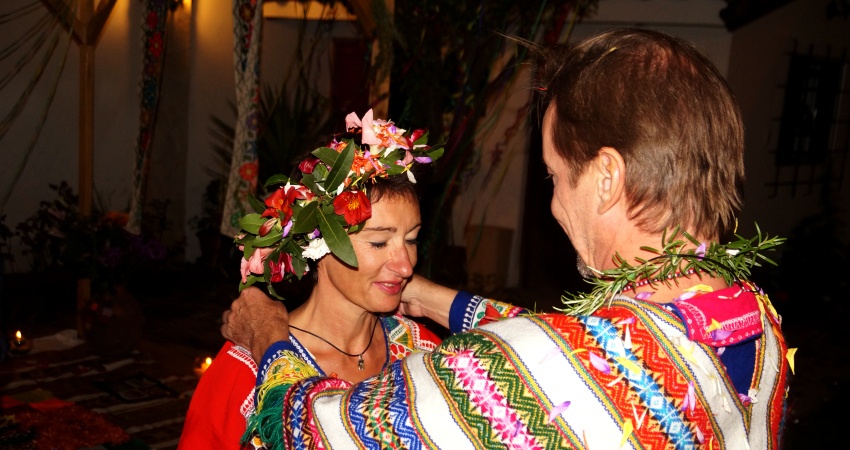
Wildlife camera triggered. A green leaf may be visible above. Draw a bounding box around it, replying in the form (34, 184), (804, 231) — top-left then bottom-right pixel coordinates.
(252, 231), (282, 248)
(292, 201), (320, 234)
(317, 209), (357, 267)
(239, 275), (258, 290)
(313, 163), (329, 180)
(267, 282), (284, 301)
(264, 174), (289, 188)
(291, 256), (307, 279)
(300, 174), (321, 196)
(313, 146), (340, 166)
(239, 214), (266, 234)
(325, 141), (355, 194)
(379, 149), (403, 166)
(426, 147), (444, 160)
(242, 240), (255, 259)
(413, 131), (430, 146)
(248, 195), (266, 214)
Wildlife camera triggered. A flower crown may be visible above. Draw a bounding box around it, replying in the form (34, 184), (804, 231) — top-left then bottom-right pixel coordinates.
(235, 109), (444, 299)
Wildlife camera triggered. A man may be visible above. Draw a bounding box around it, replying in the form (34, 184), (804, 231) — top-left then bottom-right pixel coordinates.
(222, 28), (791, 449)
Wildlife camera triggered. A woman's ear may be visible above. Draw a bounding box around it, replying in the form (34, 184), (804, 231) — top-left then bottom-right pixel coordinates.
(594, 147), (625, 215)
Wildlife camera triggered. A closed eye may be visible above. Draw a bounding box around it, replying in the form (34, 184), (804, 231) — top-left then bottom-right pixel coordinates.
(370, 242), (387, 249)
(406, 238), (419, 246)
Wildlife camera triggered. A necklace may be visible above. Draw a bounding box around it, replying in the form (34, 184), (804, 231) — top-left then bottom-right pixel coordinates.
(620, 269), (697, 292)
(558, 225), (785, 315)
(289, 316), (381, 371)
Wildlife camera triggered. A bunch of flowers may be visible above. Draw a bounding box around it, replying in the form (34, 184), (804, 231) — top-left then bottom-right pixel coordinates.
(235, 110), (443, 299)
(15, 182), (167, 293)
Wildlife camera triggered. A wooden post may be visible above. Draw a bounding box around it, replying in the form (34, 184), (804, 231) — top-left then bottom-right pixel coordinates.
(40, 0), (117, 338)
(76, 0), (94, 339)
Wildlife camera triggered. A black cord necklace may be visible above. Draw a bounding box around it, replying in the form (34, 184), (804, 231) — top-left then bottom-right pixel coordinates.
(289, 316), (381, 371)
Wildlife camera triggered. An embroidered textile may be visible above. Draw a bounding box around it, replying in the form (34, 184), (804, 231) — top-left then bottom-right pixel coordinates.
(179, 314), (439, 449)
(221, 0), (263, 236)
(127, 0), (169, 232)
(248, 292), (789, 449)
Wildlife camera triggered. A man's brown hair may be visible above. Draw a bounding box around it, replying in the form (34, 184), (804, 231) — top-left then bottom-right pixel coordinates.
(534, 28), (744, 240)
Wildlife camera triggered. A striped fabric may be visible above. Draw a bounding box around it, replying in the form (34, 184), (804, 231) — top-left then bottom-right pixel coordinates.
(250, 289), (789, 449)
(181, 314), (440, 450)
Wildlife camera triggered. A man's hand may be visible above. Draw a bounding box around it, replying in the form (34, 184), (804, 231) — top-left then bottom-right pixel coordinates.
(221, 287), (290, 363)
(398, 274), (457, 329)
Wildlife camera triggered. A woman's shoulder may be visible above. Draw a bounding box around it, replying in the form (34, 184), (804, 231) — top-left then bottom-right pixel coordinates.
(210, 340), (259, 376)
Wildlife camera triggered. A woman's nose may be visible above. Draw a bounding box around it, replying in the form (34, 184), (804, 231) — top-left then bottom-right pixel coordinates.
(387, 249), (414, 278)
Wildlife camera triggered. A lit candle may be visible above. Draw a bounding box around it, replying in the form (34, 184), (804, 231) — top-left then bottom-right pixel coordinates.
(14, 330), (24, 346)
(194, 356), (213, 378)
(9, 330), (33, 355)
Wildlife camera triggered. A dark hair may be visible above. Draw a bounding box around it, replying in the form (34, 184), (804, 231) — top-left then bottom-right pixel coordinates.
(533, 28), (744, 240)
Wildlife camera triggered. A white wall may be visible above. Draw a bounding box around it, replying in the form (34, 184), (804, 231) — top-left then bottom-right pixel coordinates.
(451, 0), (733, 287)
(13, 0), (823, 280)
(0, 0), (142, 271)
(726, 0), (850, 243)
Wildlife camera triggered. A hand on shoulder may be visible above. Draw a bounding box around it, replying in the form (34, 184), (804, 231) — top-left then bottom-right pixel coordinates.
(221, 287), (291, 362)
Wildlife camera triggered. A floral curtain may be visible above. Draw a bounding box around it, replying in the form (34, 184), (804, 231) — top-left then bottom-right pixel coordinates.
(220, 0), (264, 237)
(127, 0), (170, 234)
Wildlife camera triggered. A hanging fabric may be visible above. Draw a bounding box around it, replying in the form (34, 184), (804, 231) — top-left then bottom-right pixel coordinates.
(220, 0), (264, 237)
(126, 0), (170, 234)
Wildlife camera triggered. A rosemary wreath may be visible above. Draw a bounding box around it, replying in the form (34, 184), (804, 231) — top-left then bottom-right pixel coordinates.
(557, 224), (785, 316)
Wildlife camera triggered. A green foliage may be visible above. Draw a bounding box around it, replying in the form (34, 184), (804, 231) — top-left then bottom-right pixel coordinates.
(558, 225), (786, 315)
(14, 182), (166, 294)
(385, 0), (599, 277)
(0, 214), (14, 269)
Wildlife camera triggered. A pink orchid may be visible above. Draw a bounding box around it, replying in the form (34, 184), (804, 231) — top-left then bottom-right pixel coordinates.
(345, 109), (381, 145)
(240, 247), (274, 283)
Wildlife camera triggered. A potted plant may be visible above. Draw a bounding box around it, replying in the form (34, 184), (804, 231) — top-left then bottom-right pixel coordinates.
(15, 182), (167, 355)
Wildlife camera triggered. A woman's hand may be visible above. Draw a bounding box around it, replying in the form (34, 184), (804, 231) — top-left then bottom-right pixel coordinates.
(221, 287), (291, 364)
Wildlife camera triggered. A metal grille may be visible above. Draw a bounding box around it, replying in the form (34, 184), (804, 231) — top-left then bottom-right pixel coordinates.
(767, 41), (849, 197)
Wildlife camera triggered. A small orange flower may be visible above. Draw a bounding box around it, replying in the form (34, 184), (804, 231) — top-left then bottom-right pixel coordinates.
(350, 154), (376, 175)
(333, 191), (371, 225)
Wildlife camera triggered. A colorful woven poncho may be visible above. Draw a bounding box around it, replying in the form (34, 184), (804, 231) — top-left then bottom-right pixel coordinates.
(246, 287), (789, 449)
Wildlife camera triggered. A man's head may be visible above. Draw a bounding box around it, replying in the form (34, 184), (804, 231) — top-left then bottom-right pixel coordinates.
(534, 28), (744, 241)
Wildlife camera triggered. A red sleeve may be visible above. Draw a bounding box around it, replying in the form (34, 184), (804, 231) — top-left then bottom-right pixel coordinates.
(178, 341), (258, 450)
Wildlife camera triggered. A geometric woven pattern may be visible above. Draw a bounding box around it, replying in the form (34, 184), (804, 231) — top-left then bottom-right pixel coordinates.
(248, 294), (790, 450)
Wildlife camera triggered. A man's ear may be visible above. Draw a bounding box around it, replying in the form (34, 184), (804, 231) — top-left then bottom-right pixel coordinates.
(594, 147), (625, 215)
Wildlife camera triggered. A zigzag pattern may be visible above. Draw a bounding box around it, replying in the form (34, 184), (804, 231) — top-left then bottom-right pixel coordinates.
(583, 315), (696, 449)
(345, 363), (420, 449)
(596, 300), (723, 448)
(347, 376), (391, 450)
(538, 308), (707, 449)
(385, 364), (421, 450)
(433, 330), (571, 449)
(284, 378), (316, 450)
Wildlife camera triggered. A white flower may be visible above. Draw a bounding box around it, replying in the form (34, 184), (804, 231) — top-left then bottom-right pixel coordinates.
(726, 248), (740, 256)
(302, 238), (330, 260)
(407, 170), (417, 183)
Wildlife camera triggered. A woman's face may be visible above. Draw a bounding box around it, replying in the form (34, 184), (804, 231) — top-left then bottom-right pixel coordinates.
(318, 194), (420, 313)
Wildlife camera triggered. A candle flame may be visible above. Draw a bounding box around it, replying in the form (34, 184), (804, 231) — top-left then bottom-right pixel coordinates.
(204, 357), (212, 366)
(15, 330), (22, 340)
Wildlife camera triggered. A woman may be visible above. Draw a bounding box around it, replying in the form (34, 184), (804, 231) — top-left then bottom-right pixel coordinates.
(178, 110), (444, 449)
